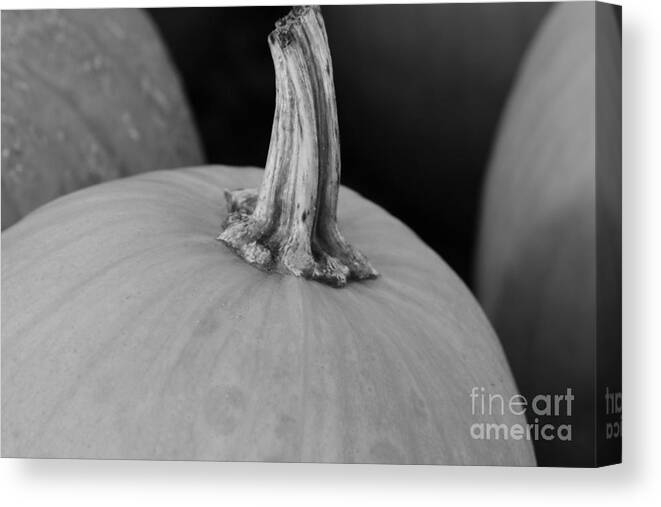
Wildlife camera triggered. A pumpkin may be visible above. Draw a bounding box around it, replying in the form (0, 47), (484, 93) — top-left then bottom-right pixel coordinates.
(2, 7), (535, 465)
(475, 3), (621, 466)
(1, 9), (203, 229)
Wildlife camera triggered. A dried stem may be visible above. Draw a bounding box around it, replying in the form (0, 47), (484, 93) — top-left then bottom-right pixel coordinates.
(217, 6), (378, 287)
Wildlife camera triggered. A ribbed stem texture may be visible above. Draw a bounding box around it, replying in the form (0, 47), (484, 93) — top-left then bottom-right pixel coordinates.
(218, 6), (378, 287)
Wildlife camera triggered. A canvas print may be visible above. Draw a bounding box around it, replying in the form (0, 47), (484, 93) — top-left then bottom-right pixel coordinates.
(1, 2), (621, 467)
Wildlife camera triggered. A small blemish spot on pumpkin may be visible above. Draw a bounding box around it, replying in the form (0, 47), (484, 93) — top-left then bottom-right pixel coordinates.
(203, 385), (247, 436)
(410, 389), (428, 420)
(275, 413), (297, 441)
(93, 377), (115, 404)
(193, 307), (220, 338)
(369, 440), (404, 464)
(121, 112), (141, 142)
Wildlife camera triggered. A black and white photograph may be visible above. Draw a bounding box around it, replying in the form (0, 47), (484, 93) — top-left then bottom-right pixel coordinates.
(0, 1), (621, 467)
(1, 0), (656, 504)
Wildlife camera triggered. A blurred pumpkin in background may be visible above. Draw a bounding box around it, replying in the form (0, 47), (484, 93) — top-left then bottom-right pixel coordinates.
(475, 3), (621, 466)
(1, 9), (203, 229)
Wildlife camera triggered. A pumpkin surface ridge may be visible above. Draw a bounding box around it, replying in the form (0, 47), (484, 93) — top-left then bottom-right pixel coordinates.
(3, 246), (208, 378)
(6, 243), (247, 380)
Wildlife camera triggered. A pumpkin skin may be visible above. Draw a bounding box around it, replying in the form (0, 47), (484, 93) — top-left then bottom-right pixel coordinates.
(2, 166), (535, 465)
(475, 3), (620, 466)
(1, 9), (203, 229)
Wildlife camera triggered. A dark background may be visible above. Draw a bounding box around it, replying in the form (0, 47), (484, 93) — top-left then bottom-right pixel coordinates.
(148, 3), (551, 287)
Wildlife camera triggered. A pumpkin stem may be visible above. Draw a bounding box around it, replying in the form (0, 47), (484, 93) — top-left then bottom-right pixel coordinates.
(217, 5), (378, 287)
